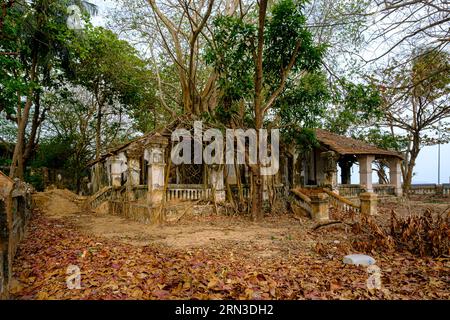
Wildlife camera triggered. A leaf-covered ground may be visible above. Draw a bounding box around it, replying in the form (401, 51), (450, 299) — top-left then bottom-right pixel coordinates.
(10, 192), (450, 300)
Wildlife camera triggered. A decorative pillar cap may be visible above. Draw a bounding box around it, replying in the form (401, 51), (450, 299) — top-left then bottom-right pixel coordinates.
(360, 192), (378, 200)
(310, 193), (329, 202)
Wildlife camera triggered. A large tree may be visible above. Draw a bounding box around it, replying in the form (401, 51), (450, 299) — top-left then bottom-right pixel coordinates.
(67, 26), (156, 158)
(207, 0), (325, 220)
(367, 1), (450, 64)
(0, 0), (96, 179)
(376, 48), (450, 189)
(113, 0), (231, 116)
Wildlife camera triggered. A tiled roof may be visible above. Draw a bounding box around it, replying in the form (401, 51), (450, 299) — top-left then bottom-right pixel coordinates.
(315, 129), (403, 159)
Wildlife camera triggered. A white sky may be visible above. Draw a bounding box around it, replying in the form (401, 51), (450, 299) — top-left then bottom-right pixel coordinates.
(88, 0), (450, 184)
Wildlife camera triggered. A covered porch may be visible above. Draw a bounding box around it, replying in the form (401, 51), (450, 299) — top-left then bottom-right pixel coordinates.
(300, 129), (404, 198)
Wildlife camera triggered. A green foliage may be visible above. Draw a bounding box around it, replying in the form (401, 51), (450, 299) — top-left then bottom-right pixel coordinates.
(410, 48), (450, 104)
(205, 16), (256, 103)
(326, 81), (382, 135)
(275, 71), (330, 150)
(25, 170), (44, 191)
(206, 0), (326, 134)
(31, 135), (76, 169)
(0, 4), (31, 117)
(277, 72), (330, 128)
(354, 128), (408, 152)
(28, 134), (83, 190)
(68, 26), (157, 133)
(264, 0), (326, 87)
(0, 0), (96, 136)
(286, 127), (320, 152)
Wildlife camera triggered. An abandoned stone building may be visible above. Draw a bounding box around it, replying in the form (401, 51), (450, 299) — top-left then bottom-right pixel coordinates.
(85, 124), (405, 222)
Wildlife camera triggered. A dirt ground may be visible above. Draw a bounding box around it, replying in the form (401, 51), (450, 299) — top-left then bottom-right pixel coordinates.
(10, 189), (450, 300)
(33, 189), (318, 251)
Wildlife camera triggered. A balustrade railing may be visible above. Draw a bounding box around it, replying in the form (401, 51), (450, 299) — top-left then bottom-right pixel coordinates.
(323, 189), (361, 214)
(290, 188), (312, 216)
(166, 184), (211, 201)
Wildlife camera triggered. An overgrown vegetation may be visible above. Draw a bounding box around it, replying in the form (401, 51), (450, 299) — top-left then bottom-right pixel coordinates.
(352, 210), (450, 258)
(1, 0), (449, 212)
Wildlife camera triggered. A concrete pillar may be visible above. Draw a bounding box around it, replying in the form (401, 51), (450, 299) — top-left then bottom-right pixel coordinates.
(330, 171), (338, 193)
(110, 156), (123, 187)
(339, 160), (352, 184)
(360, 192), (377, 216)
(209, 165), (225, 202)
(147, 147), (165, 205)
(358, 155), (375, 192)
(320, 151), (338, 192)
(310, 193), (329, 222)
(388, 158), (403, 197)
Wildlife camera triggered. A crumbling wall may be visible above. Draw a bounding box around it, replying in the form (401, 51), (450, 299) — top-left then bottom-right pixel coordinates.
(0, 172), (32, 299)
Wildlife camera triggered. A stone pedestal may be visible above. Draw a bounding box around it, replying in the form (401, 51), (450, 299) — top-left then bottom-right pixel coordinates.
(310, 193), (329, 222)
(209, 166), (225, 202)
(358, 155), (375, 192)
(388, 158), (402, 197)
(360, 192), (377, 216)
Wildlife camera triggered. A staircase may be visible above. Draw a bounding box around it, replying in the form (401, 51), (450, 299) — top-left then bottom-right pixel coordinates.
(86, 186), (114, 211)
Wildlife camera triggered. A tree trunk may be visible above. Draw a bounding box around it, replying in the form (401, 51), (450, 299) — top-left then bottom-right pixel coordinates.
(9, 54), (37, 179)
(403, 133), (420, 192)
(23, 91), (43, 165)
(95, 101), (102, 159)
(250, 0), (268, 221)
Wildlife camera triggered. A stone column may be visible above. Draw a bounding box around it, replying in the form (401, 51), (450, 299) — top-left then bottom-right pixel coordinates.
(110, 156), (123, 188)
(339, 160), (352, 185)
(147, 146), (166, 205)
(321, 151), (338, 192)
(388, 158), (403, 197)
(358, 155), (375, 192)
(360, 192), (377, 216)
(310, 193), (329, 222)
(209, 165), (225, 202)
